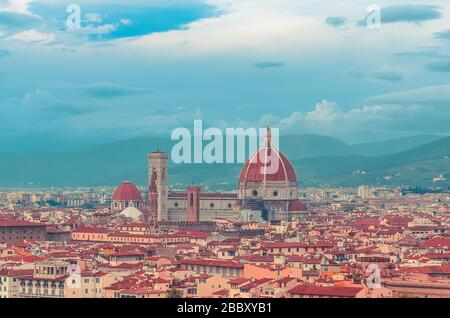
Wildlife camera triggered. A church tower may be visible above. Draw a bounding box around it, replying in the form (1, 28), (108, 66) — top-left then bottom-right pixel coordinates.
(186, 186), (200, 222)
(147, 170), (158, 229)
(148, 151), (169, 221)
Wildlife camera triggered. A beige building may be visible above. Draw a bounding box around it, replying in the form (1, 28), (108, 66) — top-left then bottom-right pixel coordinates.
(17, 261), (69, 298)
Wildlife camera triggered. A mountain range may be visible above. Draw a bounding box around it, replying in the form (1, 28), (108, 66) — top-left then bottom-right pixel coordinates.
(0, 134), (448, 189)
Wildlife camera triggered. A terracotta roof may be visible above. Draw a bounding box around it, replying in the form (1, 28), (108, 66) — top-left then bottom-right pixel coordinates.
(178, 259), (244, 269)
(239, 146), (297, 183)
(0, 218), (45, 227)
(112, 181), (143, 202)
(288, 285), (364, 297)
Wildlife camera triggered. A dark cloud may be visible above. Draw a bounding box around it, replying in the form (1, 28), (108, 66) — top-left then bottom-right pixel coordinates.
(255, 61), (284, 69)
(374, 71), (403, 82)
(434, 29), (450, 41)
(364, 84), (450, 107)
(82, 82), (154, 99)
(359, 5), (442, 26)
(43, 104), (94, 117)
(424, 61), (450, 73)
(395, 50), (443, 58)
(325, 16), (348, 27)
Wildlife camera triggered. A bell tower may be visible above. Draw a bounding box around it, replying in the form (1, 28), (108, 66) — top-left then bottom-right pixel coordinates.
(148, 151), (168, 221)
(186, 186), (200, 222)
(147, 170), (158, 229)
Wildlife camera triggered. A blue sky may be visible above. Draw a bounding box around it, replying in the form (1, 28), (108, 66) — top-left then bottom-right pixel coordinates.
(0, 0), (449, 153)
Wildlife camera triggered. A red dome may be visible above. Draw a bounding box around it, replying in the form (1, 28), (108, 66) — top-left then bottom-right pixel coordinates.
(239, 147), (298, 183)
(289, 200), (307, 211)
(112, 181), (143, 201)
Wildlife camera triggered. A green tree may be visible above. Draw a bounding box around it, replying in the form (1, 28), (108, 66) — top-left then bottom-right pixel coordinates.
(166, 288), (183, 298)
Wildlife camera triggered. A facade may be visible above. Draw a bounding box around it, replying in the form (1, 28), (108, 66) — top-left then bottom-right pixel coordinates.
(0, 269), (33, 298)
(17, 261), (69, 298)
(237, 125), (306, 220)
(148, 151), (169, 221)
(165, 191), (239, 222)
(0, 218), (47, 245)
(140, 125), (307, 223)
(177, 259), (244, 278)
(357, 185), (374, 198)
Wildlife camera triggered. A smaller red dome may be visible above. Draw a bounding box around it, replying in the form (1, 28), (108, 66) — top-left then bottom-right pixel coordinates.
(289, 200), (307, 211)
(112, 181), (143, 201)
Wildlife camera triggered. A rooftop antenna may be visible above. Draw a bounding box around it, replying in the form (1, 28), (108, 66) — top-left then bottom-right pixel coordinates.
(156, 136), (160, 152)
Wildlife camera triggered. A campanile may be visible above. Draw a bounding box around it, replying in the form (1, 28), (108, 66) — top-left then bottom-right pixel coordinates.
(148, 151), (169, 221)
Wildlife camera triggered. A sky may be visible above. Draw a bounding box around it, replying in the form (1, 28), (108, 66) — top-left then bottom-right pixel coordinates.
(0, 0), (449, 153)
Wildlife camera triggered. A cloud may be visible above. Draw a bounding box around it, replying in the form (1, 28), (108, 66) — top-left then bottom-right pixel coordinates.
(364, 84), (450, 106)
(29, 1), (219, 42)
(81, 82), (154, 99)
(0, 49), (10, 57)
(7, 29), (55, 43)
(256, 83), (450, 140)
(373, 71), (403, 82)
(359, 5), (442, 26)
(434, 29), (450, 41)
(424, 61), (450, 73)
(0, 0), (42, 30)
(85, 13), (103, 23)
(255, 61), (284, 69)
(0, 87), (199, 150)
(74, 23), (118, 37)
(120, 19), (132, 26)
(394, 50), (445, 58)
(0, 89), (93, 130)
(268, 98), (450, 141)
(0, 0), (33, 13)
(324, 16), (347, 27)
(0, 10), (42, 31)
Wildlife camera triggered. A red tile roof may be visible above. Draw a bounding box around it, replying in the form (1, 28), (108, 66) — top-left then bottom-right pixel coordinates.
(0, 218), (45, 227)
(178, 259), (244, 269)
(288, 285), (364, 297)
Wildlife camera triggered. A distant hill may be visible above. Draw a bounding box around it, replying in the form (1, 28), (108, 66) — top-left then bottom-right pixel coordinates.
(348, 135), (444, 157)
(0, 134), (448, 189)
(293, 137), (450, 187)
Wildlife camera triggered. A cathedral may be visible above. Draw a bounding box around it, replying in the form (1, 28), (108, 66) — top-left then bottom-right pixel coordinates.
(112, 126), (307, 223)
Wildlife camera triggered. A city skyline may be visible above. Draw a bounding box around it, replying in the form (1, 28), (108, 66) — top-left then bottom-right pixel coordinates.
(1, 0), (450, 303)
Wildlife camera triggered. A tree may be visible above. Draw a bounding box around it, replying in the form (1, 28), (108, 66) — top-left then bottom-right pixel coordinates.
(166, 288), (183, 298)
